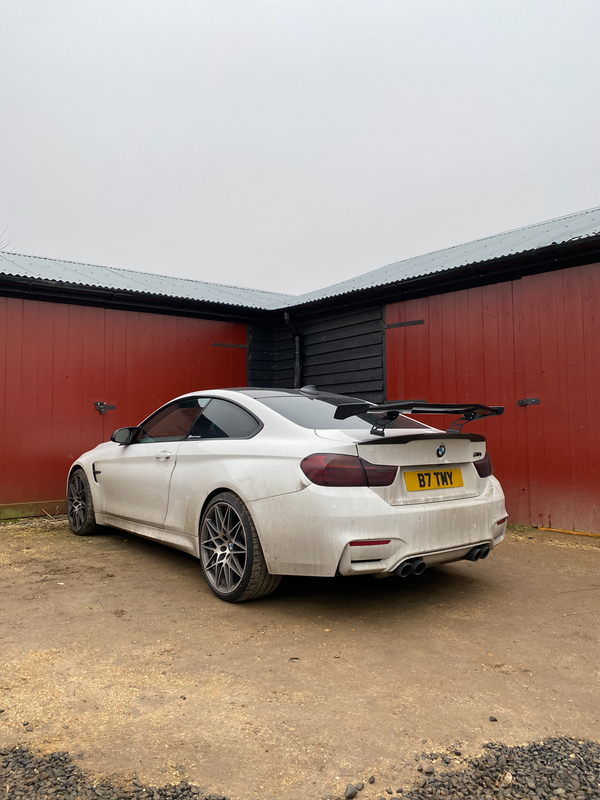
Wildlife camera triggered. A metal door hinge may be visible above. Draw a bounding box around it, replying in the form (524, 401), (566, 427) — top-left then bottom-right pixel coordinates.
(95, 401), (116, 414)
(517, 398), (540, 406)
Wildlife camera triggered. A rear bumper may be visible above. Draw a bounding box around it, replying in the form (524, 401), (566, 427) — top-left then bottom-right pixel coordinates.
(248, 476), (507, 577)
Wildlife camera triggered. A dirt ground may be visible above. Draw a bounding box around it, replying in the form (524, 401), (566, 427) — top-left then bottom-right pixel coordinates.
(0, 518), (599, 799)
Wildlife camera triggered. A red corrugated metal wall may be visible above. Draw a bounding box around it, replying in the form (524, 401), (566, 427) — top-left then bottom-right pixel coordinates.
(385, 263), (600, 533)
(0, 297), (247, 517)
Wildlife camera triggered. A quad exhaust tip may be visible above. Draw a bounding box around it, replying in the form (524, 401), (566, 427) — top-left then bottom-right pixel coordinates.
(396, 545), (491, 577)
(464, 545), (491, 562)
(396, 557), (426, 578)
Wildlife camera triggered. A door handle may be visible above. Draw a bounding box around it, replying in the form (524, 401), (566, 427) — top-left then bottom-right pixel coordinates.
(155, 451), (172, 460)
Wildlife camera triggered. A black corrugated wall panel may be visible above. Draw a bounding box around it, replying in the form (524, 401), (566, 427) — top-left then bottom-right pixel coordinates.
(248, 302), (385, 401)
(298, 302), (384, 401)
(248, 322), (295, 387)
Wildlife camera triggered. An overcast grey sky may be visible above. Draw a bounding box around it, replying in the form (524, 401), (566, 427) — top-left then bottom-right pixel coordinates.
(1, 1), (599, 295)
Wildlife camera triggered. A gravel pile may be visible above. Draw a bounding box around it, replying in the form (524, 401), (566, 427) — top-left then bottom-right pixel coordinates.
(354, 738), (600, 800)
(1, 738), (599, 800)
(0, 747), (228, 800)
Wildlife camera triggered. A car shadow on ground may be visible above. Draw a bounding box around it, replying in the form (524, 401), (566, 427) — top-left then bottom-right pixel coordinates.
(92, 524), (491, 624)
(269, 565), (491, 623)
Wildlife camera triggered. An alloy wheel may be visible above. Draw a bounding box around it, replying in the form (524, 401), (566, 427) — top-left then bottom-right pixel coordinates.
(200, 502), (248, 594)
(67, 473), (87, 532)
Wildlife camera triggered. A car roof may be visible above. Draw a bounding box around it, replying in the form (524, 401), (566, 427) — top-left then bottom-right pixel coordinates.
(229, 387), (358, 401)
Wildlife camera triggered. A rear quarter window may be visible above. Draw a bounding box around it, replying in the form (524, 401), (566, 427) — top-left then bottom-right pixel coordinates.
(188, 399), (262, 439)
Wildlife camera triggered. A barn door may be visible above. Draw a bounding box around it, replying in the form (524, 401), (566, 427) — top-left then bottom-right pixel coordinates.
(518, 265), (599, 532)
(385, 262), (600, 533)
(0, 298), (248, 519)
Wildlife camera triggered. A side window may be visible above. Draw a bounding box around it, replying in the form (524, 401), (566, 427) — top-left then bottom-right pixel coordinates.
(134, 398), (210, 443)
(188, 399), (261, 439)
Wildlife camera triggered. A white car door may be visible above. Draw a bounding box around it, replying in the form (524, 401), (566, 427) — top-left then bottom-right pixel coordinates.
(99, 397), (209, 528)
(163, 398), (263, 532)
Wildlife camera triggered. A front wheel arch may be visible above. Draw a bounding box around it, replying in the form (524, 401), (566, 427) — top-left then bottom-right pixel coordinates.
(67, 468), (100, 536)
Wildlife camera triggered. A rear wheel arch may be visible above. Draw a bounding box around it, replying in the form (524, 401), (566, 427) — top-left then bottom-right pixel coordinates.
(199, 487), (234, 523)
(196, 485), (257, 539)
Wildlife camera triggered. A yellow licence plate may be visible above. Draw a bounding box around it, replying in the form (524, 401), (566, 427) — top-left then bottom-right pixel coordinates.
(404, 468), (464, 491)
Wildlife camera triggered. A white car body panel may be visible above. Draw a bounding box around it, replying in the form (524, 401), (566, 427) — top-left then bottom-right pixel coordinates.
(248, 476), (506, 577)
(70, 388), (507, 581)
(163, 433), (326, 533)
(96, 440), (181, 526)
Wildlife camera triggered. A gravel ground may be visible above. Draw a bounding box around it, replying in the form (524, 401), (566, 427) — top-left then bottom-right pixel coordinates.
(2, 738), (599, 800)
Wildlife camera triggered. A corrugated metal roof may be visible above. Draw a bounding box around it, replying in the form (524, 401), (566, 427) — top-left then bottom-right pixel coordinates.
(285, 205), (600, 307)
(1, 206), (599, 311)
(0, 251), (294, 310)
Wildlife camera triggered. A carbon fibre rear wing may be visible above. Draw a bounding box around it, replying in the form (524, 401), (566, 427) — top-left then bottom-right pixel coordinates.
(333, 401), (504, 436)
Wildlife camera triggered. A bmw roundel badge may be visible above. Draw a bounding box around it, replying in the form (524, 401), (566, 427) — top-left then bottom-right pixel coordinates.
(436, 444), (446, 458)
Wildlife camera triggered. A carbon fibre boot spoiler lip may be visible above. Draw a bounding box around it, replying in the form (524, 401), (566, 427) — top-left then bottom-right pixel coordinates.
(355, 431), (487, 445)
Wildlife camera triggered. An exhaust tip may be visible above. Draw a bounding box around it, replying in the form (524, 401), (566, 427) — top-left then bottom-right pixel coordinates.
(396, 558), (426, 578)
(412, 558), (426, 576)
(464, 547), (482, 562)
(479, 545), (490, 560)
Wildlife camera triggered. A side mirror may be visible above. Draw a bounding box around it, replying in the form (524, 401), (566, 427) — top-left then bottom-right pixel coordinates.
(111, 427), (137, 444)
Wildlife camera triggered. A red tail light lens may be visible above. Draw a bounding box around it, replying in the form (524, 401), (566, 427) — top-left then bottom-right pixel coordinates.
(474, 451), (493, 478)
(301, 454), (366, 486)
(300, 454), (397, 487)
(363, 461), (399, 486)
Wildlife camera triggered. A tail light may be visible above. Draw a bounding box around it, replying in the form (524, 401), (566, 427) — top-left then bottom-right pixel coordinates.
(474, 451), (493, 478)
(364, 460), (400, 486)
(300, 454), (398, 487)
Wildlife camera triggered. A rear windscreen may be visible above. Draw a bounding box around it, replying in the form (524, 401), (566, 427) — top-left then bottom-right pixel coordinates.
(257, 394), (430, 430)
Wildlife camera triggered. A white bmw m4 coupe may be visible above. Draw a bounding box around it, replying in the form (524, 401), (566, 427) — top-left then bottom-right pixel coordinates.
(67, 386), (507, 602)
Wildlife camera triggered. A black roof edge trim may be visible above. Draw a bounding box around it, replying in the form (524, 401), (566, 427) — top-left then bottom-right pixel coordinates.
(2, 237), (599, 320)
(280, 239), (600, 312)
(0, 274), (270, 323)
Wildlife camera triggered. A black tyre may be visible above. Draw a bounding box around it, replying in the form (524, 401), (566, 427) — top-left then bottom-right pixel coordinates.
(199, 492), (281, 603)
(67, 469), (100, 536)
